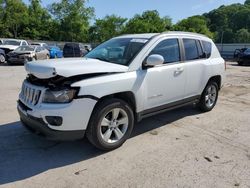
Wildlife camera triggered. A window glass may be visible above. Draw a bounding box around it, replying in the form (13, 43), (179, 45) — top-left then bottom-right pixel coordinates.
(21, 41), (27, 46)
(202, 41), (212, 57)
(150, 39), (180, 64)
(85, 38), (148, 65)
(183, 39), (199, 61)
(36, 47), (41, 52)
(196, 40), (204, 58)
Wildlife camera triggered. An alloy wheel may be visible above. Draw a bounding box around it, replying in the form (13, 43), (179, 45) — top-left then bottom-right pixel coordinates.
(205, 85), (217, 108)
(99, 108), (129, 144)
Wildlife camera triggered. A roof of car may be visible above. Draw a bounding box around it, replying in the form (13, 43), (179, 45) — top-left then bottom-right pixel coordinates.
(117, 33), (159, 39)
(4, 38), (27, 42)
(116, 31), (211, 40)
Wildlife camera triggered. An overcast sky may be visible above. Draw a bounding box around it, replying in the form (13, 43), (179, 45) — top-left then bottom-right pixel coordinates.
(24, 0), (246, 23)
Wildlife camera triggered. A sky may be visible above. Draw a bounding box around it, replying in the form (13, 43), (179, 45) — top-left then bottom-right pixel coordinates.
(24, 0), (246, 23)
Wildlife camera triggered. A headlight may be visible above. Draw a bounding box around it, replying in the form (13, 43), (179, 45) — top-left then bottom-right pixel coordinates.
(42, 88), (78, 103)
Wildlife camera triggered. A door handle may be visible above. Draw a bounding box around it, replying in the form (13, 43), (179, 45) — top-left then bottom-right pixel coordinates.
(175, 67), (184, 73)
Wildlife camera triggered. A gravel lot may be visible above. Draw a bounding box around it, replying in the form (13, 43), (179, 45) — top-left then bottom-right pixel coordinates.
(0, 62), (249, 188)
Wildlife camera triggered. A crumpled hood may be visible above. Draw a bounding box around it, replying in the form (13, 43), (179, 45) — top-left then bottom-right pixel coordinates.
(0, 45), (19, 50)
(25, 58), (129, 79)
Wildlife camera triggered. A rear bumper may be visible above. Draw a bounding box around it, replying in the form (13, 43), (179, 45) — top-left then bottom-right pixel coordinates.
(18, 107), (85, 141)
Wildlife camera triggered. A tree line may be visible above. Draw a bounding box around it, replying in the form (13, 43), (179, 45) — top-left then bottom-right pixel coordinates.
(0, 0), (250, 43)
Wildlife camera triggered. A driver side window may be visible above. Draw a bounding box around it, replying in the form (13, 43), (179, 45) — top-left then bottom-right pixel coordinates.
(150, 38), (180, 64)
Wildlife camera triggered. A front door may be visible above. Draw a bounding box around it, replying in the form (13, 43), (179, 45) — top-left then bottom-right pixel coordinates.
(143, 38), (187, 110)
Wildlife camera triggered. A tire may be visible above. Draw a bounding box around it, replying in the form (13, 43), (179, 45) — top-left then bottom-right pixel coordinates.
(0, 54), (5, 63)
(238, 61), (243, 66)
(86, 98), (134, 151)
(198, 81), (219, 112)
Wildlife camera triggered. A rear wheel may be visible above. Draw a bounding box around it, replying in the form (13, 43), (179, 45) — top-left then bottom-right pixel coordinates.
(198, 81), (219, 112)
(86, 98), (134, 151)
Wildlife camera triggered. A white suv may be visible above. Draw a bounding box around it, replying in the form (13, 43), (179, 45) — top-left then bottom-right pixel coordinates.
(18, 32), (225, 150)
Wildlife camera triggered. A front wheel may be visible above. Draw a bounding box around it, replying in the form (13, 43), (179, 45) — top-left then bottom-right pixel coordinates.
(0, 54), (5, 63)
(198, 81), (219, 112)
(86, 98), (134, 151)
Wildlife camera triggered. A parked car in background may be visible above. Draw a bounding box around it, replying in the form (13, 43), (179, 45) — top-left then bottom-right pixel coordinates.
(0, 49), (6, 63)
(0, 39), (29, 56)
(84, 44), (92, 52)
(63, 42), (88, 57)
(18, 32), (225, 150)
(48, 46), (63, 58)
(31, 42), (49, 48)
(234, 48), (250, 65)
(7, 45), (49, 65)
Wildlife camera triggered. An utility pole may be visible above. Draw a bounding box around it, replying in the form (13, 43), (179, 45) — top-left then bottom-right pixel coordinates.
(220, 31), (224, 55)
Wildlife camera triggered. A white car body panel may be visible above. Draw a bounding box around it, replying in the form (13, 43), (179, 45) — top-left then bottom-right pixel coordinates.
(25, 58), (128, 79)
(18, 32), (225, 134)
(0, 39), (28, 51)
(0, 45), (18, 50)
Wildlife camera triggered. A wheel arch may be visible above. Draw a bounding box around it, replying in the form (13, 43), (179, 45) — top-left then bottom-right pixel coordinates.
(207, 75), (221, 90)
(92, 91), (137, 118)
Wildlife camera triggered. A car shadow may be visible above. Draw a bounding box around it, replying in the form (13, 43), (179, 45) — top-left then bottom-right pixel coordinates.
(0, 63), (23, 66)
(0, 105), (200, 185)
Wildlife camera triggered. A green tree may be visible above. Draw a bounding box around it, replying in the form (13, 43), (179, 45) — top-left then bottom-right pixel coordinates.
(124, 10), (172, 34)
(89, 15), (127, 42)
(173, 15), (214, 39)
(234, 28), (250, 43)
(23, 0), (52, 40)
(204, 3), (250, 42)
(1, 0), (28, 38)
(49, 0), (94, 42)
(245, 0), (250, 5)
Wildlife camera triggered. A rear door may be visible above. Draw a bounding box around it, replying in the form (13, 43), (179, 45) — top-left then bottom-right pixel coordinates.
(40, 47), (47, 59)
(182, 38), (208, 97)
(35, 47), (42, 59)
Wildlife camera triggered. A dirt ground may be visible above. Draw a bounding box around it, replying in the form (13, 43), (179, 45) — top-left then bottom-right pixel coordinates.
(0, 62), (249, 188)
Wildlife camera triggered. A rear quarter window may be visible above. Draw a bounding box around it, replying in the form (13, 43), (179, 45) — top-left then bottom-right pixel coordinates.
(202, 41), (212, 58)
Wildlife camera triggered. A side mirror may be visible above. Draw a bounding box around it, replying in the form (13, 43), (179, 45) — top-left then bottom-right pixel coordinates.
(144, 54), (164, 67)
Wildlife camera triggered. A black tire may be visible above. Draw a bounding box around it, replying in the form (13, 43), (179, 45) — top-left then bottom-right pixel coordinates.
(238, 61), (243, 66)
(198, 81), (219, 112)
(86, 98), (134, 151)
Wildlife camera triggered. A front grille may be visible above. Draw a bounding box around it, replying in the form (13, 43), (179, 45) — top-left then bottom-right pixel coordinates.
(20, 81), (42, 105)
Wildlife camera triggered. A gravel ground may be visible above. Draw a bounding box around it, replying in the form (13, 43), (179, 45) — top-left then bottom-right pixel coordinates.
(0, 62), (249, 188)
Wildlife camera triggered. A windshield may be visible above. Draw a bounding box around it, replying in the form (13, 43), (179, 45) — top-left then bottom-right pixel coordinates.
(245, 48), (250, 53)
(3, 40), (21, 46)
(15, 46), (35, 52)
(85, 38), (148, 65)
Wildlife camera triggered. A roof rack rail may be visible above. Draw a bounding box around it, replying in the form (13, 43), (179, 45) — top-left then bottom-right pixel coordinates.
(160, 31), (208, 38)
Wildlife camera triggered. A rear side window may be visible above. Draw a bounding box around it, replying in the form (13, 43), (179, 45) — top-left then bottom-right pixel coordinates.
(150, 38), (180, 64)
(183, 39), (199, 61)
(202, 41), (212, 57)
(196, 40), (204, 58)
